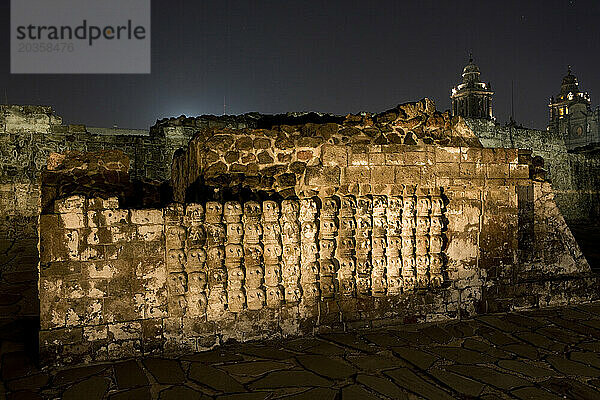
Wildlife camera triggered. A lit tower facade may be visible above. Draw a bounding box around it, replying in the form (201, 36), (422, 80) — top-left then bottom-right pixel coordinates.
(547, 66), (600, 151)
(451, 57), (494, 119)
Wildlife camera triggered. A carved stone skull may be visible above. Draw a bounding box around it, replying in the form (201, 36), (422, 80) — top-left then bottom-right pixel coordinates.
(185, 204), (204, 226)
(246, 288), (265, 310)
(244, 244), (263, 266)
(168, 272), (187, 296)
(226, 222), (244, 243)
(185, 292), (207, 315)
(281, 199), (299, 217)
(227, 289), (246, 313)
(227, 267), (244, 289)
(224, 201), (243, 223)
(243, 201), (262, 222)
(205, 201), (223, 223)
(167, 249), (186, 272)
(264, 265), (281, 286)
(187, 247), (206, 271)
(299, 198), (317, 221)
(187, 271), (207, 293)
(417, 196), (432, 216)
(429, 235), (444, 254)
(262, 200), (280, 222)
(225, 243), (244, 262)
(245, 265), (264, 288)
(302, 282), (320, 303)
(266, 286), (283, 308)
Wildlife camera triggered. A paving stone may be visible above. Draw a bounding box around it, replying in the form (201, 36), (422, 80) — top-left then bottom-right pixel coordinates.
(391, 330), (434, 346)
(0, 340), (25, 357)
(189, 363), (246, 393)
(281, 338), (318, 353)
(182, 349), (244, 364)
(109, 387), (152, 400)
(1, 352), (38, 381)
(430, 346), (496, 364)
(546, 355), (600, 377)
(385, 367), (454, 400)
(447, 365), (531, 390)
(319, 333), (375, 353)
(444, 321), (477, 338)
(558, 308), (595, 321)
(547, 316), (600, 339)
(341, 384), (379, 400)
(218, 360), (292, 377)
(142, 358), (185, 384)
(361, 332), (407, 347)
(497, 360), (558, 378)
(503, 314), (545, 330)
(62, 376), (111, 400)
(0, 294), (21, 306)
(346, 353), (404, 371)
(477, 315), (522, 333)
(52, 365), (108, 386)
(248, 370), (332, 389)
(295, 354), (357, 380)
(428, 367), (486, 398)
(501, 343), (539, 359)
(5, 373), (49, 392)
(6, 390), (43, 400)
(391, 347), (438, 369)
(356, 373), (408, 399)
(279, 387), (337, 400)
(462, 338), (512, 359)
(540, 377), (600, 400)
(158, 385), (208, 400)
(476, 326), (518, 346)
(570, 351), (600, 369)
(113, 360), (149, 389)
(237, 345), (296, 360)
(514, 332), (565, 352)
(305, 341), (346, 356)
(581, 319), (600, 330)
(216, 393), (272, 400)
(511, 386), (564, 400)
(420, 325), (453, 344)
(478, 394), (504, 400)
(537, 326), (586, 344)
(578, 341), (600, 352)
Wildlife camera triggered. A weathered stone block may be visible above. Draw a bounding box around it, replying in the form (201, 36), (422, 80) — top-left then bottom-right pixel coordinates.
(131, 209), (163, 225)
(322, 145), (348, 167)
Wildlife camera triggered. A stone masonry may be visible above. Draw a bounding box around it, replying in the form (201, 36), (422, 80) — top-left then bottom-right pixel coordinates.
(37, 100), (599, 365)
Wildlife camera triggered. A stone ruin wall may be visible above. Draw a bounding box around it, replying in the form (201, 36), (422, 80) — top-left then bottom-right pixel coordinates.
(467, 119), (600, 223)
(0, 105), (191, 319)
(38, 114), (598, 365)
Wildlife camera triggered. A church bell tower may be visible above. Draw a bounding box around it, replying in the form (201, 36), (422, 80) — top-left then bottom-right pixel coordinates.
(451, 56), (494, 119)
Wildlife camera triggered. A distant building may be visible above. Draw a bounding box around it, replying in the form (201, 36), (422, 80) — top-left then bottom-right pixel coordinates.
(451, 57), (494, 119)
(548, 67), (600, 151)
(456, 62), (600, 223)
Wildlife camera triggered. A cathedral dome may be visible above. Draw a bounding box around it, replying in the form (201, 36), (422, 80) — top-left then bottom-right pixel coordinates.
(560, 66), (579, 95)
(463, 60), (480, 75)
(461, 56), (482, 85)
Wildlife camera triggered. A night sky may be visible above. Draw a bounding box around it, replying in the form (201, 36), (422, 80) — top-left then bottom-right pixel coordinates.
(1, 0), (599, 130)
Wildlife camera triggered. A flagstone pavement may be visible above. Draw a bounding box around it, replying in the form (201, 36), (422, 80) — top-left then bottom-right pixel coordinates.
(2, 301), (600, 400)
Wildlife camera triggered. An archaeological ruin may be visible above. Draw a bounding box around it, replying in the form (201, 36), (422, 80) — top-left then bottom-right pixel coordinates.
(0, 62), (599, 367)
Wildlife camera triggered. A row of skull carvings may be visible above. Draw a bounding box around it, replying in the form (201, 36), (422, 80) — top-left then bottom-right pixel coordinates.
(164, 192), (447, 311)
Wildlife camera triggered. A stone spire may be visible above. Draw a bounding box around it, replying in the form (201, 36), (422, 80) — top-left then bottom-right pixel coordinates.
(451, 56), (494, 119)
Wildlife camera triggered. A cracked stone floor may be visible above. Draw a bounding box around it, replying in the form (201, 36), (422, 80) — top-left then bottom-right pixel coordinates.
(2, 301), (600, 400)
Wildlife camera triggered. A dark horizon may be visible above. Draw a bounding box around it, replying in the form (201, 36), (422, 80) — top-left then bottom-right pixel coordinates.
(1, 0), (599, 130)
